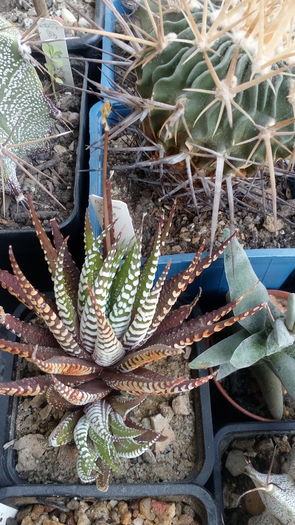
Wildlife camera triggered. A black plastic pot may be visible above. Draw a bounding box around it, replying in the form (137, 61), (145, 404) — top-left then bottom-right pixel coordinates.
(213, 421), (295, 524)
(0, 57), (101, 314)
(0, 483), (218, 525)
(0, 303), (214, 488)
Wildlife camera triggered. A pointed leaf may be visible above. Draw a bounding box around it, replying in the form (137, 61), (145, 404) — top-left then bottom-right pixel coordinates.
(109, 394), (147, 418)
(230, 331), (269, 369)
(224, 230), (270, 333)
(0, 269), (34, 310)
(0, 310), (58, 347)
(54, 239), (79, 337)
(132, 222), (162, 314)
(49, 411), (82, 446)
(46, 385), (76, 409)
(266, 319), (294, 355)
(9, 247), (84, 357)
(74, 416), (99, 477)
(80, 243), (125, 353)
(51, 376), (110, 405)
(87, 287), (124, 367)
(152, 302), (265, 349)
(108, 238), (142, 339)
(84, 399), (114, 448)
(77, 229), (104, 318)
(0, 375), (51, 396)
(109, 412), (142, 438)
(116, 344), (183, 372)
(190, 329), (248, 369)
(115, 438), (152, 458)
(50, 219), (80, 299)
(32, 355), (101, 375)
(0, 339), (65, 363)
(27, 195), (57, 277)
(123, 262), (171, 349)
(104, 370), (213, 395)
(88, 427), (120, 472)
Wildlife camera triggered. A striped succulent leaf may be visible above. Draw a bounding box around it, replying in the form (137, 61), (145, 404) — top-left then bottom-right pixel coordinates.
(0, 201), (263, 489)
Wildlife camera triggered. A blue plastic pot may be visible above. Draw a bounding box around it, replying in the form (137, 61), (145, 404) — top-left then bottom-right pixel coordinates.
(89, 1), (295, 295)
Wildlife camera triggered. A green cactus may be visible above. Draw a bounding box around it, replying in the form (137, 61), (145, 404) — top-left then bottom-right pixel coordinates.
(190, 231), (295, 419)
(0, 16), (55, 202)
(87, 0), (295, 247)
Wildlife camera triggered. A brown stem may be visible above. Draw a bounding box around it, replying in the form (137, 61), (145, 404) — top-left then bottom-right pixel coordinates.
(32, 0), (49, 17)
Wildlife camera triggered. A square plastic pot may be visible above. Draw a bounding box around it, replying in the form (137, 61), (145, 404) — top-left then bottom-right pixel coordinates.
(88, 3), (295, 296)
(213, 421), (295, 523)
(0, 483), (218, 525)
(0, 294), (213, 487)
(0, 57), (102, 314)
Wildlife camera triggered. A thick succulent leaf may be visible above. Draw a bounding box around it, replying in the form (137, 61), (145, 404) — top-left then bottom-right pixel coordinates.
(132, 222), (162, 314)
(147, 233), (235, 339)
(230, 331), (269, 369)
(46, 385), (76, 409)
(49, 411), (82, 446)
(122, 262), (171, 349)
(51, 376), (110, 405)
(152, 302), (265, 349)
(267, 352), (295, 400)
(266, 319), (295, 355)
(115, 438), (153, 458)
(103, 370), (213, 395)
(108, 239), (142, 339)
(150, 296), (200, 338)
(9, 247), (85, 357)
(0, 309), (58, 347)
(32, 355), (101, 376)
(116, 344), (184, 372)
(216, 362), (239, 380)
(84, 211), (95, 253)
(27, 195), (57, 277)
(54, 240), (79, 338)
(87, 287), (124, 367)
(50, 219), (80, 296)
(109, 394), (147, 418)
(76, 456), (97, 484)
(77, 230), (104, 318)
(0, 269), (34, 310)
(190, 328), (248, 369)
(88, 427), (120, 472)
(84, 399), (113, 442)
(286, 294), (295, 332)
(109, 412), (142, 438)
(74, 416), (99, 477)
(251, 363), (284, 420)
(0, 338), (63, 361)
(0, 375), (51, 396)
(223, 230), (271, 333)
(95, 462), (111, 492)
(80, 243), (125, 353)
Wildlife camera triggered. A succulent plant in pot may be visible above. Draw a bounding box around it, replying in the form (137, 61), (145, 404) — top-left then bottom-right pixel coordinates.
(0, 195), (265, 490)
(75, 0), (295, 248)
(0, 15), (60, 205)
(190, 231), (295, 421)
